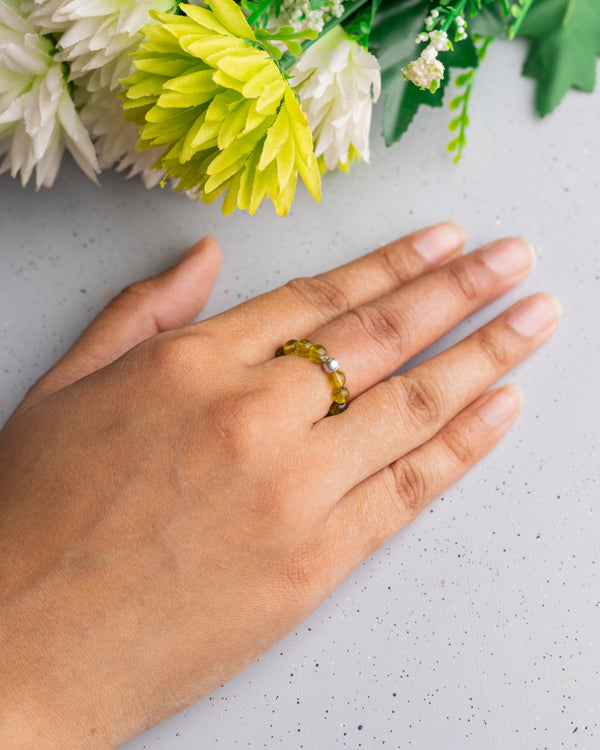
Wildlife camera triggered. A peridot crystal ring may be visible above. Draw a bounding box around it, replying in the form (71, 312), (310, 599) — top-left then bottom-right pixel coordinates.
(275, 340), (349, 417)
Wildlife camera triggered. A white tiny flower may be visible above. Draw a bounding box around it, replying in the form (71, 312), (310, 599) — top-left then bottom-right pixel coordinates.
(421, 44), (438, 63)
(425, 15), (433, 26)
(290, 25), (381, 172)
(0, 0), (99, 188)
(429, 29), (451, 52)
(431, 9), (439, 18)
(269, 0), (344, 35)
(456, 16), (465, 27)
(402, 28), (453, 92)
(402, 54), (444, 92)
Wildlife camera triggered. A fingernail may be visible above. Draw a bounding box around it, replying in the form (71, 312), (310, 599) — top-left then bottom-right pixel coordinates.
(507, 294), (562, 337)
(413, 222), (466, 264)
(477, 386), (523, 427)
(483, 238), (536, 276)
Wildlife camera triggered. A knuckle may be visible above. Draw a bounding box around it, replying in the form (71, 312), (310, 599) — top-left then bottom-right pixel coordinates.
(146, 332), (199, 375)
(206, 387), (275, 459)
(400, 374), (443, 427)
(448, 260), (482, 302)
(442, 425), (473, 464)
(350, 303), (410, 353)
(477, 327), (511, 368)
(388, 460), (428, 518)
(376, 243), (412, 286)
(115, 279), (154, 307)
(285, 276), (350, 317)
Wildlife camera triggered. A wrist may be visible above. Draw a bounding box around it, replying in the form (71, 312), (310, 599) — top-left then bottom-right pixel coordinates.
(0, 600), (114, 750)
(0, 679), (114, 750)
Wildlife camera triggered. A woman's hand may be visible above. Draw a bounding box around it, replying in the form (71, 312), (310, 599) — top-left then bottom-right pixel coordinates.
(0, 224), (560, 750)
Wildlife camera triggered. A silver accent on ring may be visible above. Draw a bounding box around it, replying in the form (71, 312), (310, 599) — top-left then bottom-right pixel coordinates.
(322, 356), (340, 373)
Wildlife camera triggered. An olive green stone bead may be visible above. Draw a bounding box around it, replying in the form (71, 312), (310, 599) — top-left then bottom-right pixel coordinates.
(295, 339), (313, 356)
(283, 339), (297, 355)
(332, 387), (350, 404)
(275, 346), (285, 358)
(309, 344), (327, 363)
(327, 370), (346, 388)
(328, 401), (348, 416)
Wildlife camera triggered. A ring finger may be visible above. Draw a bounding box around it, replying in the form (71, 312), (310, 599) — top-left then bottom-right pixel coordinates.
(316, 292), (561, 493)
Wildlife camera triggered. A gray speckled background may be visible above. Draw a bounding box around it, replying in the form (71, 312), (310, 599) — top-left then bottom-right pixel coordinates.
(1, 41), (599, 749)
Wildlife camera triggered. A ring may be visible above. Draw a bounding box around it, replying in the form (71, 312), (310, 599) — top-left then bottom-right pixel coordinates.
(275, 339), (349, 416)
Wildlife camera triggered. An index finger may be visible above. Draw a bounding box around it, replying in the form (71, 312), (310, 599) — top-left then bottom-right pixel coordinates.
(204, 222), (467, 363)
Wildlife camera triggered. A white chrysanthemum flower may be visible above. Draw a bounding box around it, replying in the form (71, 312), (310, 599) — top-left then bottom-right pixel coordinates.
(76, 70), (164, 188)
(0, 0), (99, 188)
(290, 25), (380, 172)
(402, 29), (451, 92)
(26, 0), (176, 82)
(22, 0), (176, 187)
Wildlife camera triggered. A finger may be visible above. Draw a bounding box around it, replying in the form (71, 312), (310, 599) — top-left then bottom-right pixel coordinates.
(325, 385), (523, 570)
(20, 235), (221, 409)
(275, 236), (536, 422)
(205, 222), (466, 363)
(315, 292), (561, 490)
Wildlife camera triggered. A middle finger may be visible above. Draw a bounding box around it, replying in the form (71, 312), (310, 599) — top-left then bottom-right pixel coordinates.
(202, 222), (466, 362)
(273, 236), (536, 422)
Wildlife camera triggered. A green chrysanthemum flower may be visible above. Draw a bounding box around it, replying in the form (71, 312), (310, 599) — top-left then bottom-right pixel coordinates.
(121, 0), (321, 216)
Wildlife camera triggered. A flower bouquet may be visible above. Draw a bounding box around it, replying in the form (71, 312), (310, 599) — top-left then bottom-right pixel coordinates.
(1, 0), (598, 215)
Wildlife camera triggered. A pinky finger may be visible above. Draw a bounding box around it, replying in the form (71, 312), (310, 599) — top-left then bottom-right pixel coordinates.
(327, 385), (524, 570)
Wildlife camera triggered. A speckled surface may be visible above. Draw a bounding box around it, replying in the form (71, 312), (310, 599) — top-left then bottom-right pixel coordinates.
(1, 41), (599, 749)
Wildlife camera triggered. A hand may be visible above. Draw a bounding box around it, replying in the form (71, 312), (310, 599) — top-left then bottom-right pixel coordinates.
(0, 224), (560, 749)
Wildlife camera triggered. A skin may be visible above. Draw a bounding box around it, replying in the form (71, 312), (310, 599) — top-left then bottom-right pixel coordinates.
(0, 223), (560, 749)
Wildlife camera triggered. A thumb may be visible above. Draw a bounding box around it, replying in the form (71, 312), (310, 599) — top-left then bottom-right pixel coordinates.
(20, 235), (222, 411)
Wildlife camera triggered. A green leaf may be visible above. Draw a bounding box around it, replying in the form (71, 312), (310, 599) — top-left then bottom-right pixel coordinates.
(371, 0), (479, 148)
(369, 0), (431, 145)
(369, 0), (428, 72)
(381, 79), (446, 146)
(344, 0), (382, 47)
(518, 0), (572, 36)
(446, 37), (479, 68)
(518, 0), (600, 116)
(284, 40), (302, 54)
(455, 71), (472, 86)
(468, 8), (510, 38)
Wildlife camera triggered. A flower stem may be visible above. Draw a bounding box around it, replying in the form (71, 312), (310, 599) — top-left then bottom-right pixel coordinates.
(439, 0), (468, 33)
(447, 35), (491, 163)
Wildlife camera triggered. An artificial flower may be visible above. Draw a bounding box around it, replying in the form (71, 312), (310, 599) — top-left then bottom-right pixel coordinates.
(290, 25), (380, 172)
(0, 0), (593, 216)
(271, 0), (344, 35)
(402, 29), (451, 93)
(0, 0), (99, 188)
(26, 0), (176, 84)
(122, 0), (321, 216)
(24, 0), (180, 186)
(76, 76), (164, 187)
